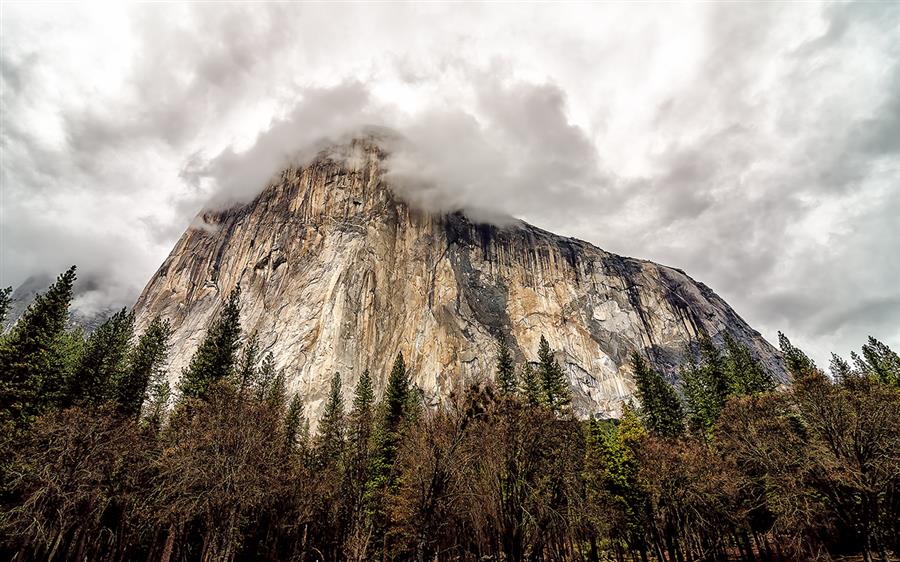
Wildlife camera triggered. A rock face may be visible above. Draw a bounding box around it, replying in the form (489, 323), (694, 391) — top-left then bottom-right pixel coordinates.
(134, 141), (785, 421)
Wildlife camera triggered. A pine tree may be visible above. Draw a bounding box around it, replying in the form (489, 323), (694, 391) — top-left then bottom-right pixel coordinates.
(630, 351), (684, 438)
(254, 352), (277, 402)
(383, 353), (411, 431)
(778, 331), (816, 377)
(829, 353), (855, 385)
(365, 353), (413, 546)
(520, 363), (542, 406)
(267, 368), (287, 411)
(495, 335), (517, 395)
(855, 336), (900, 388)
(722, 334), (775, 396)
(0, 266), (77, 428)
(179, 285), (242, 400)
(352, 369), (375, 414)
(68, 308), (135, 407)
(537, 335), (570, 414)
(316, 372), (346, 465)
(114, 316), (170, 418)
(236, 330), (260, 394)
(681, 355), (720, 437)
(284, 393), (305, 452)
(144, 379), (171, 432)
(0, 286), (12, 327)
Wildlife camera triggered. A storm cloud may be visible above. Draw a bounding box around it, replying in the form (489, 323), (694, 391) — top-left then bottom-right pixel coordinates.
(1, 3), (898, 363)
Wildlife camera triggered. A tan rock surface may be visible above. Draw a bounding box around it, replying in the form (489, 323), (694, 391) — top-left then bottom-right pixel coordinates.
(134, 141), (785, 422)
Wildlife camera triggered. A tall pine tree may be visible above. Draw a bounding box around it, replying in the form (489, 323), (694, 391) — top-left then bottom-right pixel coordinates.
(179, 285), (242, 400)
(630, 351), (684, 438)
(778, 331), (816, 377)
(0, 266), (77, 428)
(68, 308), (135, 407)
(316, 372), (346, 465)
(235, 330), (260, 394)
(722, 334), (775, 396)
(495, 335), (517, 395)
(115, 316), (171, 418)
(537, 335), (570, 414)
(284, 393), (306, 452)
(853, 336), (900, 388)
(520, 363), (542, 406)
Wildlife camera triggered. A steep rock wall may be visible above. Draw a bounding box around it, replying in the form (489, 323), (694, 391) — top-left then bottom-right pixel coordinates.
(134, 143), (785, 420)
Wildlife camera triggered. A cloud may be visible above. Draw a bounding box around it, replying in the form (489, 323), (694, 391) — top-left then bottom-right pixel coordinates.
(1, 2), (898, 365)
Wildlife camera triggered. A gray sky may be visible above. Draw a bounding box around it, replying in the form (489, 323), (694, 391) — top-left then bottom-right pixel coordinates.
(2, 3), (898, 365)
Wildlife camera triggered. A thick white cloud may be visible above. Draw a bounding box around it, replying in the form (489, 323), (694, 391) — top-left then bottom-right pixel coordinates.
(2, 3), (898, 364)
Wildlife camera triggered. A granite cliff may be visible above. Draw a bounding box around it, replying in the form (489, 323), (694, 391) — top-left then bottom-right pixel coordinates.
(133, 141), (785, 421)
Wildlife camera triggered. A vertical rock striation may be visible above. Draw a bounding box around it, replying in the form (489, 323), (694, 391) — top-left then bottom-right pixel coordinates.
(133, 141), (785, 421)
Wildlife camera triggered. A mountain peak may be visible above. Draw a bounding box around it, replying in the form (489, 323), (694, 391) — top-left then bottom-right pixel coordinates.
(135, 148), (785, 422)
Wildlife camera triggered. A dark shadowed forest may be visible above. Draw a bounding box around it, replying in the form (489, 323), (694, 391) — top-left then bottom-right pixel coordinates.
(1, 268), (898, 562)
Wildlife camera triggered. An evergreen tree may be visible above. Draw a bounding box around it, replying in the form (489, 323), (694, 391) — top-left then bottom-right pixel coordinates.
(114, 316), (170, 418)
(829, 353), (854, 384)
(254, 352), (277, 402)
(316, 372), (346, 465)
(537, 335), (570, 414)
(144, 379), (171, 432)
(284, 393), (305, 452)
(0, 285), (12, 327)
(352, 369), (375, 414)
(854, 336), (900, 388)
(0, 266), (77, 428)
(383, 353), (411, 431)
(267, 368), (287, 411)
(723, 334), (775, 396)
(778, 331), (816, 377)
(681, 357), (719, 437)
(236, 330), (260, 394)
(520, 363), (542, 406)
(495, 335), (517, 395)
(68, 308), (135, 407)
(631, 351), (684, 438)
(179, 285), (242, 400)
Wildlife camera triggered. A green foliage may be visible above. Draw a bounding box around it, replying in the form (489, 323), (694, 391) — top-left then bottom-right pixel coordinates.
(519, 362), (541, 406)
(114, 316), (171, 418)
(143, 379), (171, 432)
(254, 351), (277, 402)
(631, 351), (684, 438)
(383, 352), (411, 430)
(723, 334), (775, 395)
(352, 368), (375, 414)
(284, 393), (305, 452)
(830, 353), (854, 383)
(778, 331), (815, 377)
(236, 330), (260, 393)
(0, 286), (12, 327)
(316, 372), (346, 464)
(495, 335), (517, 395)
(537, 335), (570, 414)
(68, 308), (135, 407)
(179, 285), (242, 401)
(0, 266), (77, 429)
(853, 336), (900, 388)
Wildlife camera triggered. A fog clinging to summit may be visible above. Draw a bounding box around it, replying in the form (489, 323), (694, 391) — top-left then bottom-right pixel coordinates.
(2, 2), (899, 364)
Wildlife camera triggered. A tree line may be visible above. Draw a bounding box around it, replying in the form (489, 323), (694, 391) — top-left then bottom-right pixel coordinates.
(1, 267), (898, 562)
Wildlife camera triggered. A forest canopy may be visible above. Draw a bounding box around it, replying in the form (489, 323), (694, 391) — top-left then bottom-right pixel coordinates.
(1, 267), (898, 562)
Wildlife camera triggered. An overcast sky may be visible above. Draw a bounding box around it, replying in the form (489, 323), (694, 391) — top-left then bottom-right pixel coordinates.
(2, 2), (898, 365)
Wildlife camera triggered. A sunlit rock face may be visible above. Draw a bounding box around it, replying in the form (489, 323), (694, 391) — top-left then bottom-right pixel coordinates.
(134, 141), (785, 422)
